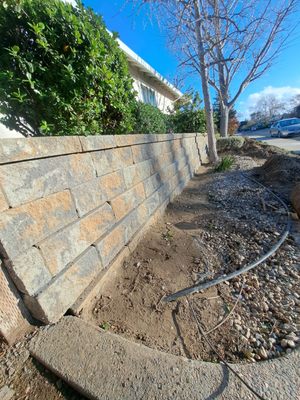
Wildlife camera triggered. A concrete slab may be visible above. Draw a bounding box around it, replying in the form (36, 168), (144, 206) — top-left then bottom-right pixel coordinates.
(29, 317), (300, 400)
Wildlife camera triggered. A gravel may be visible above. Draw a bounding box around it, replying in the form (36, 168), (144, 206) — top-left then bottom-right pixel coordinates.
(192, 164), (300, 362)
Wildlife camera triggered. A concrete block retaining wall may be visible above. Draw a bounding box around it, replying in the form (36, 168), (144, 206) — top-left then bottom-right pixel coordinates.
(0, 133), (208, 340)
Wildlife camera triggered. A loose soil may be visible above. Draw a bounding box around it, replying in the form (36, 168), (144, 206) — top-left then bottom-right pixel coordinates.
(0, 335), (85, 400)
(84, 156), (300, 364)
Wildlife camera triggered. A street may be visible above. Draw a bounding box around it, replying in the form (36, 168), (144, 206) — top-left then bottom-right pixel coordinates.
(240, 129), (300, 154)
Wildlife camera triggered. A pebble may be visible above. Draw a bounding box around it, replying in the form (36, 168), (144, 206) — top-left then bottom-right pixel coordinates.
(0, 386), (14, 400)
(258, 347), (268, 359)
(286, 340), (296, 349)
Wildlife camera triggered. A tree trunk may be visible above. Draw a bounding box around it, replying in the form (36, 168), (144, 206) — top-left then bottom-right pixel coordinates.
(193, 0), (218, 163)
(202, 81), (218, 163)
(220, 104), (229, 137)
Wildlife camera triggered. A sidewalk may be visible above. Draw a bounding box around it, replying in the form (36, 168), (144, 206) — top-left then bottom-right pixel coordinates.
(30, 316), (300, 400)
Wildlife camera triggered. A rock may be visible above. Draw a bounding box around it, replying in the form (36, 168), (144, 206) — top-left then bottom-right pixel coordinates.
(258, 347), (268, 360)
(287, 340), (296, 349)
(281, 339), (288, 348)
(285, 334), (298, 342)
(0, 386), (15, 400)
(282, 324), (295, 333)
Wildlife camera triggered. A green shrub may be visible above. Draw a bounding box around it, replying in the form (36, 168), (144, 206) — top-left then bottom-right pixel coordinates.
(214, 155), (235, 172)
(168, 92), (206, 133)
(0, 0), (136, 136)
(133, 102), (166, 134)
(217, 136), (245, 152)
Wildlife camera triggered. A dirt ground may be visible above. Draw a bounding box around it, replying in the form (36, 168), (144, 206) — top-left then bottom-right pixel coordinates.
(84, 156), (299, 364)
(0, 335), (86, 400)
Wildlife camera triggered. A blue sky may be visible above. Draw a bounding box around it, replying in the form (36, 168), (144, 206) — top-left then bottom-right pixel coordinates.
(81, 0), (300, 120)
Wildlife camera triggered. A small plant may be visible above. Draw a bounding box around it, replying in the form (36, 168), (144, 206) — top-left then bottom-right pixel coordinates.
(167, 91), (206, 133)
(214, 156), (234, 172)
(162, 228), (173, 241)
(99, 321), (110, 331)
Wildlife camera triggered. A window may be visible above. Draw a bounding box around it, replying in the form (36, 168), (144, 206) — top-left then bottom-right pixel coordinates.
(141, 85), (157, 107)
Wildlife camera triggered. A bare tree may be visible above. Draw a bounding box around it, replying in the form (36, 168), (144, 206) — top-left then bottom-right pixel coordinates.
(250, 94), (284, 123)
(130, 0), (219, 162)
(130, 0), (298, 143)
(193, 0), (299, 136)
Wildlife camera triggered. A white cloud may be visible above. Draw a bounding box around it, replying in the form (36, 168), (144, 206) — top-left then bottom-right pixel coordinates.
(237, 86), (300, 120)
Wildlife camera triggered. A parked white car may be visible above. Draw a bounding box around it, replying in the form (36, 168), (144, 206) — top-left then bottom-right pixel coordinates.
(269, 118), (300, 138)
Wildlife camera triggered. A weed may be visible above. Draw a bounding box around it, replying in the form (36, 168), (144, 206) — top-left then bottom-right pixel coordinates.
(214, 156), (234, 172)
(162, 227), (173, 241)
(100, 321), (110, 331)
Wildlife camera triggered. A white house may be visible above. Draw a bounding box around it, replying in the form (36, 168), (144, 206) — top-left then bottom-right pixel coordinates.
(117, 39), (182, 114)
(0, 38), (182, 138)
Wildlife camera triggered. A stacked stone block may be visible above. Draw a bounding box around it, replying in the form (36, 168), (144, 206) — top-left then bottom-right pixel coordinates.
(0, 133), (208, 334)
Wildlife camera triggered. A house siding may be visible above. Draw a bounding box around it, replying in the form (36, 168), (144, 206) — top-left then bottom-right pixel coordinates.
(129, 65), (178, 114)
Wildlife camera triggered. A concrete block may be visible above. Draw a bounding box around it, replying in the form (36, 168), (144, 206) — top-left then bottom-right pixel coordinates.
(24, 247), (101, 323)
(0, 187), (8, 213)
(197, 136), (209, 163)
(154, 133), (177, 142)
(127, 196), (167, 254)
(79, 135), (116, 151)
(38, 202), (115, 275)
(152, 151), (175, 171)
(157, 183), (170, 204)
(0, 153), (95, 207)
(70, 246), (130, 316)
(137, 191), (160, 222)
(0, 265), (31, 345)
(159, 160), (179, 181)
(0, 137), (81, 164)
(182, 133), (197, 138)
(123, 160), (153, 189)
(71, 171), (126, 216)
(110, 182), (145, 220)
(143, 173), (162, 197)
(0, 191), (77, 260)
(91, 147), (133, 177)
(96, 212), (139, 268)
(131, 144), (154, 164)
(5, 247), (51, 296)
(115, 134), (156, 147)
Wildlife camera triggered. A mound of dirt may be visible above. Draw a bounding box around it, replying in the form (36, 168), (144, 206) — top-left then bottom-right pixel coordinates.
(241, 138), (288, 159)
(255, 154), (300, 201)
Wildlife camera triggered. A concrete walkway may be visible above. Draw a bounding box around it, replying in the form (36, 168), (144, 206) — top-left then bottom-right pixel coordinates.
(29, 317), (299, 400)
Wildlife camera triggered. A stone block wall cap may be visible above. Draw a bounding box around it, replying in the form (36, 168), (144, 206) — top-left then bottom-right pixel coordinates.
(0, 136), (82, 164)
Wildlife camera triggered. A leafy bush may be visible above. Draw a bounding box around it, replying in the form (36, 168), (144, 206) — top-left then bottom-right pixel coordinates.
(217, 136), (245, 152)
(0, 0), (136, 136)
(133, 102), (166, 134)
(214, 155), (234, 172)
(168, 92), (206, 133)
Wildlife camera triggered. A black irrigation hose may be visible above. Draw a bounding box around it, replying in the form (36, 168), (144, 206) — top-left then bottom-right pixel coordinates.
(188, 299), (267, 400)
(163, 172), (291, 303)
